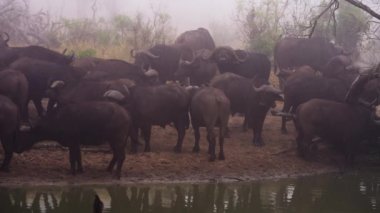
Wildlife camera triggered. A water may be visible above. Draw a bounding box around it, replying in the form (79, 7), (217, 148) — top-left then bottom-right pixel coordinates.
(1, 172), (380, 213)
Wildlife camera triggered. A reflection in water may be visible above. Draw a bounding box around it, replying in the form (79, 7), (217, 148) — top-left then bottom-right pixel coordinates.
(1, 173), (380, 213)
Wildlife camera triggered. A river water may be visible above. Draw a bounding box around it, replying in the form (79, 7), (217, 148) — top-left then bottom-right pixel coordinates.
(1, 172), (380, 213)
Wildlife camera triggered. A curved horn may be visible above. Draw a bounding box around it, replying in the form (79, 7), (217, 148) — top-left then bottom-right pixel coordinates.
(140, 49), (160, 59)
(144, 69), (159, 77)
(130, 49), (136, 58)
(253, 84), (282, 94)
(62, 48), (67, 55)
(345, 74), (372, 103)
(50, 80), (65, 89)
(232, 49), (248, 63)
(122, 85), (130, 95)
(2, 32), (9, 43)
(104, 90), (125, 102)
(277, 68), (295, 76)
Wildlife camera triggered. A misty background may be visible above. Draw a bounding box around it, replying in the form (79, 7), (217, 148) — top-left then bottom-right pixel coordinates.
(29, 0), (236, 31)
(1, 0), (380, 64)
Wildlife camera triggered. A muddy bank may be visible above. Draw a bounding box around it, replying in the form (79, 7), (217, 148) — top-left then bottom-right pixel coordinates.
(0, 115), (343, 186)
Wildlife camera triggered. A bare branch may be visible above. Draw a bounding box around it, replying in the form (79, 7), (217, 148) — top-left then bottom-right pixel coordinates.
(308, 0), (338, 38)
(344, 0), (380, 20)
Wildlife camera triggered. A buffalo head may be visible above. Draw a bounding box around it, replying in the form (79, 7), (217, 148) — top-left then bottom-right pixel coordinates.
(209, 46), (248, 65)
(130, 49), (160, 71)
(253, 84), (283, 108)
(176, 49), (211, 76)
(322, 55), (352, 77)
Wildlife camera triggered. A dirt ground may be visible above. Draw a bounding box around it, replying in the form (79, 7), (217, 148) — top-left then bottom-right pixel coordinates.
(0, 105), (351, 186)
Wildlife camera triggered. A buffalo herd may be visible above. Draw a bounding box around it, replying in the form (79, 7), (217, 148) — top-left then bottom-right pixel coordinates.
(1, 28), (380, 178)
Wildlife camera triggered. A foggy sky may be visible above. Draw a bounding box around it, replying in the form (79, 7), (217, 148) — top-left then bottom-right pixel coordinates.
(29, 0), (237, 33)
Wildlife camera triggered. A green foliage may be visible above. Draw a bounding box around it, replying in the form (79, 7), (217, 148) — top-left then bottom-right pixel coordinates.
(54, 11), (174, 60)
(236, 0), (283, 58)
(335, 1), (370, 51)
(77, 48), (97, 58)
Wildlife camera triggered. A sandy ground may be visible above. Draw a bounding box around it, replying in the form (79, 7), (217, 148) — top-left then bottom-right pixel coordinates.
(0, 106), (351, 187)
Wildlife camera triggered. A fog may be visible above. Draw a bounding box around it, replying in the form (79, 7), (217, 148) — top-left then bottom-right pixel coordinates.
(29, 0), (238, 37)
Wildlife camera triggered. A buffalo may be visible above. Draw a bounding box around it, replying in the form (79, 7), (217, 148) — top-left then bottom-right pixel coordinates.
(211, 73), (283, 146)
(0, 95), (19, 172)
(175, 49), (219, 86)
(0, 45), (73, 70)
(321, 55), (353, 77)
(131, 44), (193, 83)
(0, 69), (28, 121)
(174, 27), (216, 51)
(10, 57), (79, 118)
(17, 101), (131, 178)
(189, 87), (230, 161)
(274, 37), (349, 88)
(277, 66), (357, 134)
(47, 78), (135, 108)
(295, 98), (375, 167)
(81, 59), (155, 84)
(209, 46), (271, 80)
(72, 56), (107, 73)
(127, 83), (190, 153)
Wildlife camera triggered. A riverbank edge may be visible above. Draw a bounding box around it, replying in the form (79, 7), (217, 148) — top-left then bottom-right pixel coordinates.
(0, 168), (339, 188)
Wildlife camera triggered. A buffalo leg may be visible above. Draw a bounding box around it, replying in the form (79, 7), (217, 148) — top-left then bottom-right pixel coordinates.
(281, 102), (291, 134)
(130, 124), (140, 153)
(206, 127), (216, 161)
(174, 119), (186, 153)
(107, 156), (117, 173)
(68, 145), (81, 175)
(76, 147), (83, 173)
(0, 135), (13, 172)
(242, 115), (248, 132)
(108, 137), (126, 179)
(218, 126), (225, 160)
(141, 124), (152, 152)
(252, 112), (267, 146)
(115, 142), (126, 179)
(192, 125), (201, 153)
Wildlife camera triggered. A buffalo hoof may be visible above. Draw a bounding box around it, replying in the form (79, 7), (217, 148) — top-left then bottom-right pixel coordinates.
(224, 132), (231, 138)
(218, 154), (225, 160)
(209, 155), (216, 162)
(144, 147), (151, 152)
(130, 147), (138, 154)
(113, 173), (122, 180)
(173, 146), (182, 153)
(0, 167), (10, 173)
(192, 146), (200, 153)
(281, 129), (288, 134)
(253, 141), (264, 147)
(77, 168), (84, 174)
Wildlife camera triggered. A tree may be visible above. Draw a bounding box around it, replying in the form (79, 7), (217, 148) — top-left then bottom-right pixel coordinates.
(235, 0), (377, 58)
